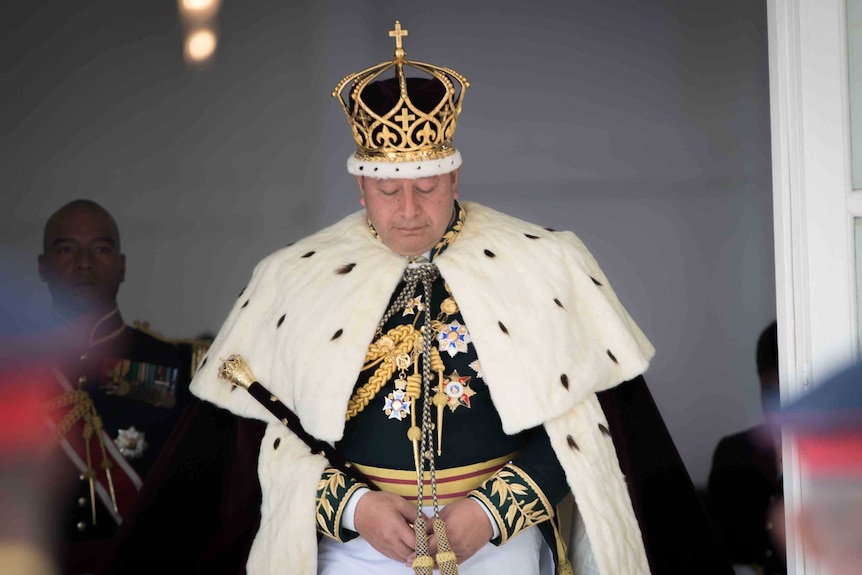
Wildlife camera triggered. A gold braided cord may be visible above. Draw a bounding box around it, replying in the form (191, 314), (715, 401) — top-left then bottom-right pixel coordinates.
(46, 389), (120, 518)
(48, 393), (93, 444)
(364, 324), (417, 361)
(346, 325), (420, 420)
(404, 373), (422, 399)
(429, 347), (444, 372)
(45, 389), (89, 411)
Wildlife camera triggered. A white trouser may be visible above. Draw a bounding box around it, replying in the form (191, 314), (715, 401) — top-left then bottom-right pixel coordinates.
(318, 506), (549, 575)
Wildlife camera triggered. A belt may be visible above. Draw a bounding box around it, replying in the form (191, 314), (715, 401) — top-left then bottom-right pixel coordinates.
(352, 452), (517, 505)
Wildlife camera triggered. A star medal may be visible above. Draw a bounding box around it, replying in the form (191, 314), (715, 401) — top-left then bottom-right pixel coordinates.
(383, 389), (411, 421)
(403, 295), (424, 316)
(442, 370), (475, 411)
(114, 426), (147, 459)
(437, 320), (471, 357)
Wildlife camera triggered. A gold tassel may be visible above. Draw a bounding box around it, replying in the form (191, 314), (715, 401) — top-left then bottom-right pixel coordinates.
(434, 518), (460, 575)
(430, 348), (447, 456)
(92, 414), (119, 516)
(82, 418), (97, 525)
(551, 514), (574, 575)
(412, 515), (434, 575)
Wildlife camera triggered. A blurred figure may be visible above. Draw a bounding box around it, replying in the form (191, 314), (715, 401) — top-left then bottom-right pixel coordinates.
(773, 361), (862, 575)
(0, 255), (71, 575)
(707, 321), (786, 574)
(38, 200), (193, 574)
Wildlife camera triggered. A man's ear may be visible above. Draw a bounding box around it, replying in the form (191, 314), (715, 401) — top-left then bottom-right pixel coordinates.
(355, 175), (366, 207)
(37, 254), (47, 282)
(450, 168), (460, 200)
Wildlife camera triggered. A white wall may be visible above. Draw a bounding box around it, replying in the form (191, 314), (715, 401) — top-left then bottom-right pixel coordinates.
(0, 0), (773, 486)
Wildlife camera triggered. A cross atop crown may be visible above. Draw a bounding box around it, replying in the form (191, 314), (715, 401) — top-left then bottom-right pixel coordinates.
(389, 21), (408, 59)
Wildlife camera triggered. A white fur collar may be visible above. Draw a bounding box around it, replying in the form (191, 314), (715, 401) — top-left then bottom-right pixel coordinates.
(191, 201), (654, 440)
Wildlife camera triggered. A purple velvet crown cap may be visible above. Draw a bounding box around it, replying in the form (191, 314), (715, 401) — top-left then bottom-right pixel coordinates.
(351, 76), (446, 116)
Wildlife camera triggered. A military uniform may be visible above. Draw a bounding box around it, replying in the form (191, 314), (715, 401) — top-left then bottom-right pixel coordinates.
(47, 307), (192, 574)
(316, 203), (571, 572)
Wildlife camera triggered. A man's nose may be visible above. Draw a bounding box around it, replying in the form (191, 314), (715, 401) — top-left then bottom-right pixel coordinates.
(399, 185), (420, 216)
(75, 249), (94, 270)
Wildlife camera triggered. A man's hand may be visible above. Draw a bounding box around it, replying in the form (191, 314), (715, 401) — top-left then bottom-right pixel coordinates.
(426, 498), (494, 564)
(353, 491), (424, 563)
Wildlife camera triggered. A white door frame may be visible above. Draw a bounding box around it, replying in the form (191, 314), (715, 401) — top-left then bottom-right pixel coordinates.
(768, 0), (858, 572)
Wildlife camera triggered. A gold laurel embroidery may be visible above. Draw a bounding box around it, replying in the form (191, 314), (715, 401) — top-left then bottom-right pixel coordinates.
(479, 466), (552, 542)
(316, 468), (346, 538)
(431, 206), (465, 260)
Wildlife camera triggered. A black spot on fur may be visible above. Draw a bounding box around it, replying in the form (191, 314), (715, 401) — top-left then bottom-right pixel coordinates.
(599, 424), (611, 437)
(607, 350), (618, 364)
(484, 249), (496, 258)
(554, 298), (565, 310)
(238, 287), (245, 298)
(277, 314), (286, 328)
(498, 321), (508, 335)
(241, 300), (250, 309)
(561, 374), (569, 389)
(336, 263), (357, 275)
(274, 438), (281, 450)
(591, 276), (603, 287)
(525, 233), (540, 239)
(200, 356), (208, 368)
(302, 251), (316, 258)
(567, 435), (579, 451)
(545, 227), (556, 232)
(331, 329), (344, 341)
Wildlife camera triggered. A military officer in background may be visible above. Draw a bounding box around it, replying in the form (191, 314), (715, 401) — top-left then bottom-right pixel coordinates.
(38, 199), (193, 574)
(99, 23), (731, 575)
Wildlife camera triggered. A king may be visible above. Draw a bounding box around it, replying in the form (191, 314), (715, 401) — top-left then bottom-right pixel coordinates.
(100, 21), (733, 575)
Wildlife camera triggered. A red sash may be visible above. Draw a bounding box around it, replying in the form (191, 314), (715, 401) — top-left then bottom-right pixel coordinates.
(47, 367), (142, 525)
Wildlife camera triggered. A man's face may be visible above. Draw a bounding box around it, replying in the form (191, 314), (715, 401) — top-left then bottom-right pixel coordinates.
(356, 170), (459, 257)
(38, 205), (125, 317)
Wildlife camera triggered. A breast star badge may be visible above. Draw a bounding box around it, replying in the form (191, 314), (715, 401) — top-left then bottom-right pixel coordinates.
(437, 320), (471, 357)
(442, 370), (475, 412)
(114, 426), (147, 459)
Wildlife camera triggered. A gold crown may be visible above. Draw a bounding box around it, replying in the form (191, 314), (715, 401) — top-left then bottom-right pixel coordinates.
(332, 21), (469, 171)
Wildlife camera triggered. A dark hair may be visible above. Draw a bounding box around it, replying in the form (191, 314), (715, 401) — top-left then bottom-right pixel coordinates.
(756, 321), (778, 377)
